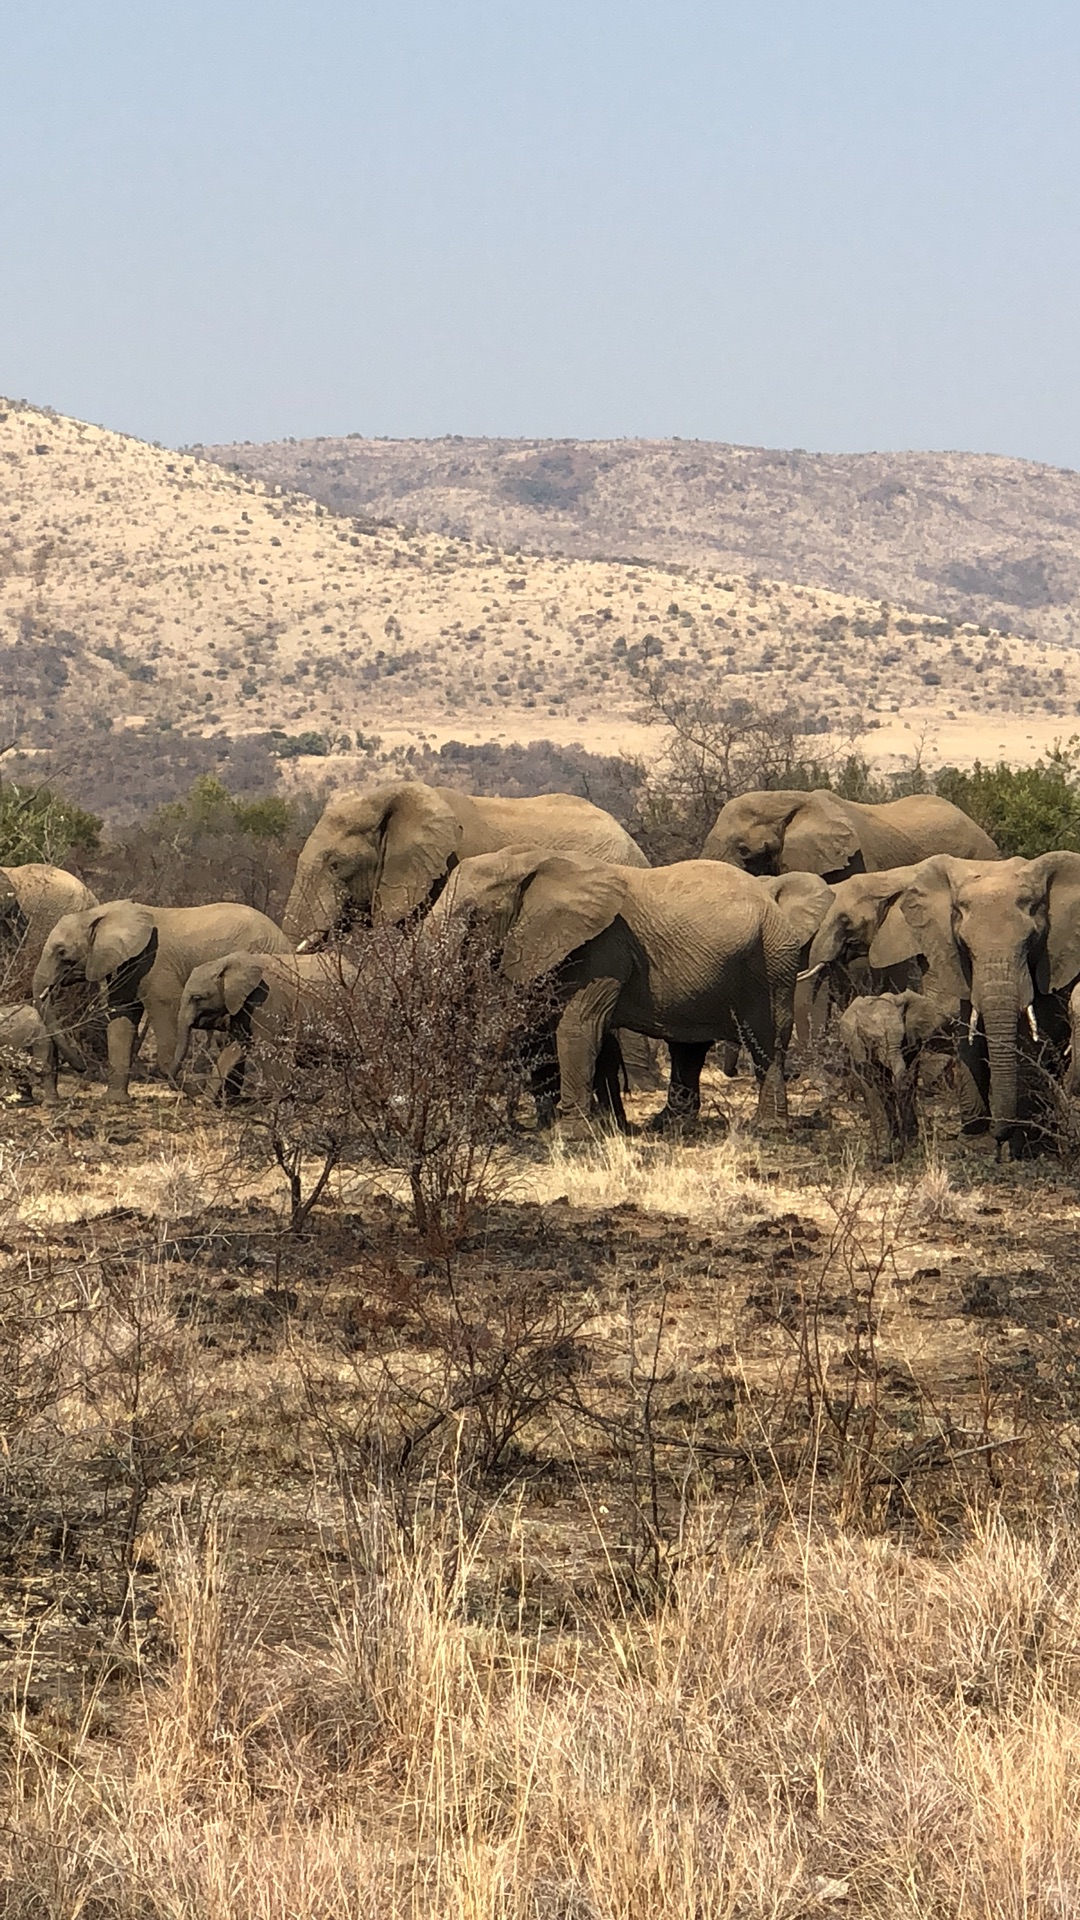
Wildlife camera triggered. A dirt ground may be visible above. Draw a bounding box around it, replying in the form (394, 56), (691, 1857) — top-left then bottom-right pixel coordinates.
(3, 1051), (1080, 1729)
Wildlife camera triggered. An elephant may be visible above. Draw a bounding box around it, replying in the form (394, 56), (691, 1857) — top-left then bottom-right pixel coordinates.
(702, 789), (999, 882)
(721, 871), (834, 1070)
(836, 991), (952, 1159)
(173, 949), (362, 1099)
(802, 867), (926, 1037)
(0, 865), (102, 1099)
(282, 780), (648, 943)
(0, 1004), (61, 1104)
(427, 850), (815, 1133)
(33, 900), (293, 1104)
(896, 853), (1080, 1155)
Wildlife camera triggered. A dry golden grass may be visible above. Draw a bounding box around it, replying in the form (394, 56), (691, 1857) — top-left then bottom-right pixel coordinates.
(3, 397), (1075, 774)
(6, 1503), (1080, 1917)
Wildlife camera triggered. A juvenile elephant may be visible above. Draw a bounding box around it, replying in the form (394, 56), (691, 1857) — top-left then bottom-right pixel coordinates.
(173, 950), (361, 1099)
(702, 790), (998, 882)
(897, 853), (1080, 1154)
(0, 1004), (78, 1104)
(34, 900), (293, 1104)
(283, 780), (648, 943)
(836, 991), (951, 1158)
(428, 850), (814, 1133)
(803, 866), (925, 1035)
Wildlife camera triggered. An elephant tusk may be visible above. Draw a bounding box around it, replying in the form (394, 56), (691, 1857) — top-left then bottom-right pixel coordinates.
(797, 963), (826, 982)
(295, 937), (313, 954)
(968, 1006), (980, 1044)
(1026, 1005), (1040, 1043)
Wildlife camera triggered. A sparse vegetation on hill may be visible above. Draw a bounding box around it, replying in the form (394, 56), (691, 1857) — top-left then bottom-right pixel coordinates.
(203, 431), (1080, 649)
(4, 398), (1079, 822)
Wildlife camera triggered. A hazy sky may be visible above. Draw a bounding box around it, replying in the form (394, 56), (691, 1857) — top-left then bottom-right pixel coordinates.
(3, 1), (1079, 462)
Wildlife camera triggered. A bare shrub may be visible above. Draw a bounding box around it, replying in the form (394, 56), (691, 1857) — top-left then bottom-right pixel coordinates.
(246, 917), (555, 1241)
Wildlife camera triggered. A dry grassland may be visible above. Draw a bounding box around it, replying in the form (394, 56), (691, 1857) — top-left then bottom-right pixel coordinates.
(3, 1061), (1080, 1917)
(4, 399), (1079, 778)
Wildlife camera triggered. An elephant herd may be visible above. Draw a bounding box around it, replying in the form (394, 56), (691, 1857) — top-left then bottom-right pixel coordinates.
(2, 776), (1079, 1161)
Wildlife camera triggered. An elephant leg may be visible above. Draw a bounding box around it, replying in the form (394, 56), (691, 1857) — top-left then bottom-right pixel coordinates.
(104, 1013), (139, 1103)
(593, 1031), (628, 1130)
(617, 1028), (663, 1092)
(37, 1036), (59, 1105)
(554, 977), (622, 1135)
(720, 1041), (741, 1077)
(527, 1027), (561, 1130)
(648, 1041), (712, 1132)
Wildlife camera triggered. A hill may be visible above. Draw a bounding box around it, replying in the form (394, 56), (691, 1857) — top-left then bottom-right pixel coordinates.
(199, 435), (1080, 652)
(2, 398), (1079, 819)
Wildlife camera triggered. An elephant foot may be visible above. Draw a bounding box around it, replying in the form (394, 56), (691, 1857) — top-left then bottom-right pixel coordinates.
(553, 1109), (595, 1146)
(104, 1090), (132, 1108)
(645, 1104), (704, 1138)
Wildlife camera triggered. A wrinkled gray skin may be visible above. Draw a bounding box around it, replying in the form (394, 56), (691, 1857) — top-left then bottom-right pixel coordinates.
(173, 950), (361, 1099)
(0, 865), (101, 1099)
(836, 991), (951, 1159)
(1066, 983), (1080, 1099)
(721, 871), (834, 1072)
(428, 849), (812, 1134)
(283, 781), (648, 942)
(0, 1003), (53, 1104)
(34, 901), (293, 1104)
(897, 854), (1080, 1155)
(804, 866), (926, 1037)
(703, 789), (998, 881)
(283, 779), (658, 1094)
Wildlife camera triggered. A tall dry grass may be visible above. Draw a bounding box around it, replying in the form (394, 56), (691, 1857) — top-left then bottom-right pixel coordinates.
(5, 1500), (1080, 1919)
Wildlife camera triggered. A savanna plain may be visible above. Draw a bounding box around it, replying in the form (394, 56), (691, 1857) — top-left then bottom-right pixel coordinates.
(6, 400), (1080, 1917)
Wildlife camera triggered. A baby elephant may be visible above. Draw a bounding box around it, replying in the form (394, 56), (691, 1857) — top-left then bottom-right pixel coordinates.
(836, 991), (951, 1158)
(173, 950), (361, 1099)
(0, 1004), (74, 1104)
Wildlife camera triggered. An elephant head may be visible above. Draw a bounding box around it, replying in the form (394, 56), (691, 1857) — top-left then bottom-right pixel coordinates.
(431, 846), (628, 982)
(284, 783), (465, 945)
(702, 789), (919, 879)
(807, 868), (923, 975)
(837, 990), (948, 1081)
(33, 902), (156, 1071)
(899, 853), (1080, 1140)
(172, 954), (269, 1073)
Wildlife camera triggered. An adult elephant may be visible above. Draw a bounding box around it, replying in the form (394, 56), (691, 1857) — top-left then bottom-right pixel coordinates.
(282, 781), (648, 943)
(34, 900), (293, 1104)
(722, 871), (834, 1068)
(428, 851), (815, 1133)
(896, 853), (1080, 1154)
(173, 950), (361, 1100)
(0, 864), (98, 987)
(1, 864), (102, 1098)
(702, 790), (998, 881)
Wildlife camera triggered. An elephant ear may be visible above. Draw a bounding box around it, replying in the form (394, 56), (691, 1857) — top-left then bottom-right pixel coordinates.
(502, 857), (626, 984)
(375, 785), (462, 921)
(84, 902), (155, 983)
(781, 793), (862, 876)
(1028, 851), (1080, 991)
(868, 900), (923, 969)
(760, 872), (833, 948)
(897, 859), (968, 1011)
(223, 954), (269, 1016)
(901, 991), (949, 1046)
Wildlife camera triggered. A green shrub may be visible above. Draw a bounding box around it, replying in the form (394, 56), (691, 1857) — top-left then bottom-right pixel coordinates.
(936, 744), (1080, 857)
(0, 781), (102, 865)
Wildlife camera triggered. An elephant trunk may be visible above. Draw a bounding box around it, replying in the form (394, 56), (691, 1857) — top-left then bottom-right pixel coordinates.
(972, 960), (1027, 1137)
(172, 1005), (196, 1076)
(35, 987), (88, 1075)
(283, 864), (334, 945)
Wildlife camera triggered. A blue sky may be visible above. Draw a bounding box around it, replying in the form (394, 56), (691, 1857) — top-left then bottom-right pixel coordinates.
(2, 1), (1079, 462)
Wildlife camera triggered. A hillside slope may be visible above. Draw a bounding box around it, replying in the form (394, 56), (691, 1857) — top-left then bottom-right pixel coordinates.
(199, 435), (1080, 651)
(1, 399), (1078, 820)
